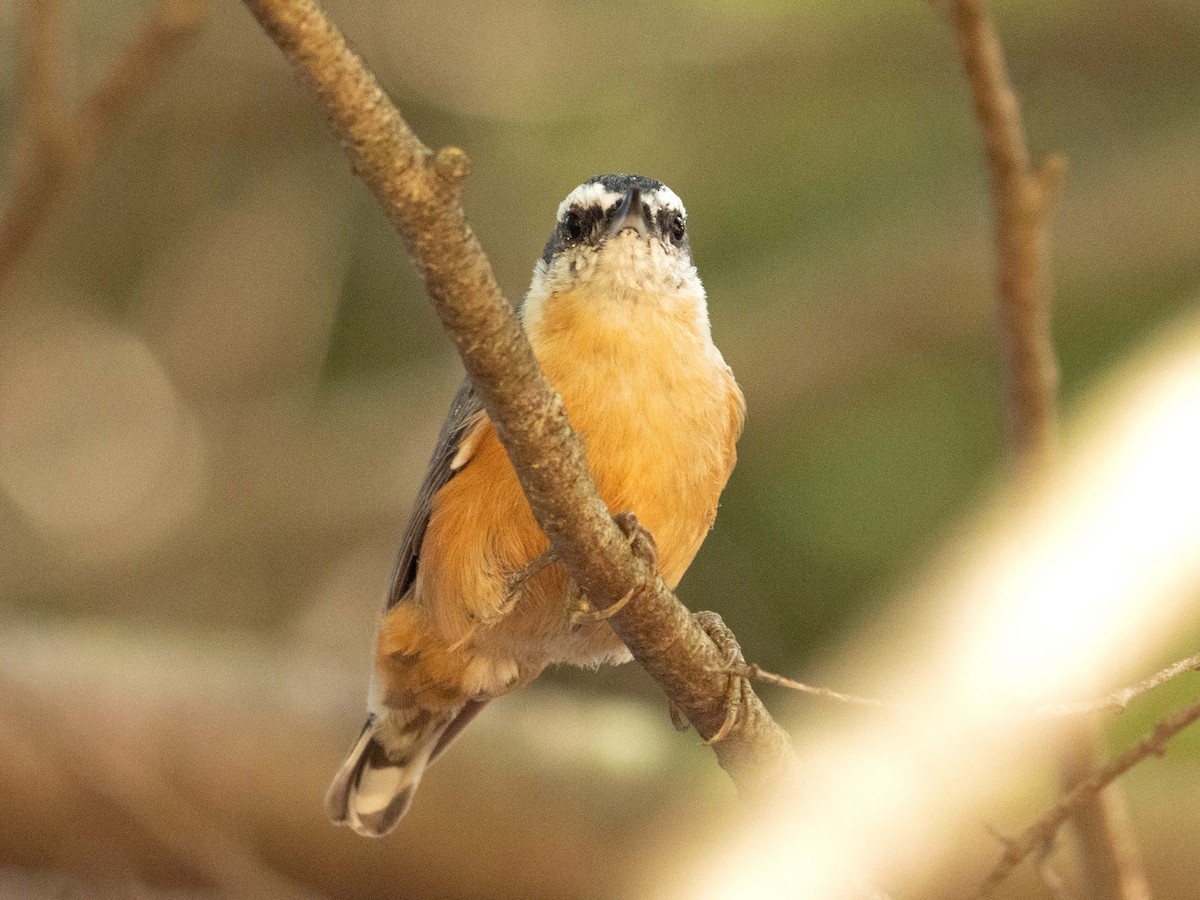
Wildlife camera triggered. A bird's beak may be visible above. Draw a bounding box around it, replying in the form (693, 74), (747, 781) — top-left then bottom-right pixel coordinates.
(606, 188), (649, 238)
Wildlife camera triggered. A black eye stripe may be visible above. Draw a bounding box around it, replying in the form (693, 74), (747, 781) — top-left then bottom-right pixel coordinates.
(565, 203), (685, 231)
(542, 192), (689, 264)
(561, 204), (604, 241)
(657, 208), (686, 243)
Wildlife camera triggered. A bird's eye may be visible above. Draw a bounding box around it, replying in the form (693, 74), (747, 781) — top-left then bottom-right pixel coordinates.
(563, 209), (585, 243)
(667, 212), (686, 244)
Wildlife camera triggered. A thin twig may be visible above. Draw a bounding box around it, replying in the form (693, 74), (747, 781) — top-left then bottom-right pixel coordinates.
(238, 0), (797, 794)
(728, 652), (1200, 719)
(943, 1), (1147, 895)
(0, 0), (210, 292)
(729, 664), (895, 709)
(1036, 654), (1200, 717)
(977, 697), (1200, 896)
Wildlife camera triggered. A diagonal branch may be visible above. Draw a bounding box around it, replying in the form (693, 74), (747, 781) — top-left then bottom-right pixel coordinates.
(977, 698), (1200, 896)
(237, 0), (797, 794)
(1034, 654), (1200, 718)
(0, 0), (211, 292)
(72, 0), (211, 162)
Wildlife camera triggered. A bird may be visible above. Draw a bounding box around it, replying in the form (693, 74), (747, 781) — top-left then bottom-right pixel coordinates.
(325, 173), (745, 837)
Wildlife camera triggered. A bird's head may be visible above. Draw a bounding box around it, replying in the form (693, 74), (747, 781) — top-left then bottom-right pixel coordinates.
(523, 174), (705, 325)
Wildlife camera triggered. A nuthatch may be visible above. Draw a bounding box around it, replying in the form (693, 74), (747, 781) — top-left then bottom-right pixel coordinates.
(326, 174), (745, 836)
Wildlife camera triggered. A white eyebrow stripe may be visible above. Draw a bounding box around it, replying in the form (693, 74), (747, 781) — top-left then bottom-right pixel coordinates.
(649, 185), (686, 219)
(555, 181), (688, 223)
(556, 183), (624, 222)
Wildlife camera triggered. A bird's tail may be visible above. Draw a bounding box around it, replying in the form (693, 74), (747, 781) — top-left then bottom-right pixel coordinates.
(325, 707), (456, 837)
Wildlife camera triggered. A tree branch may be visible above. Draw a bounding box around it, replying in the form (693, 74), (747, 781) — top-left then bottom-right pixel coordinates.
(943, 1), (1147, 896)
(1, 0), (71, 289)
(72, 0), (211, 161)
(0, 0), (210, 292)
(237, 0), (796, 794)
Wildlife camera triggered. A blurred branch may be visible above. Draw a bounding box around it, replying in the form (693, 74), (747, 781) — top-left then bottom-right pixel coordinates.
(729, 651), (1200, 718)
(15, 0), (67, 163)
(238, 0), (796, 794)
(0, 0), (210, 293)
(1058, 721), (1152, 900)
(0, 623), (686, 898)
(941, 1), (1147, 897)
(0, 677), (314, 900)
(977, 697), (1200, 897)
(1, 0), (71, 291)
(73, 0), (210, 161)
(944, 0), (1063, 474)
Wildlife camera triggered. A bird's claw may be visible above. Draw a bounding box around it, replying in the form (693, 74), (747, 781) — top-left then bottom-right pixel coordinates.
(570, 512), (657, 628)
(693, 610), (748, 745)
(613, 510), (659, 569)
(668, 699), (690, 732)
(450, 555), (552, 651)
(569, 585), (636, 628)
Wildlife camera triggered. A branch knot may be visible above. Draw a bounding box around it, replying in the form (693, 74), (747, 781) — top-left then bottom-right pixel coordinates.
(433, 145), (471, 188)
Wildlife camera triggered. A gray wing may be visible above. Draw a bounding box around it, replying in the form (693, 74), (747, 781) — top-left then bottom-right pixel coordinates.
(385, 379), (486, 610)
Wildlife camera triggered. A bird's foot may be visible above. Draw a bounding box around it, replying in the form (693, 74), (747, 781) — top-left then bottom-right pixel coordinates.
(613, 510), (659, 569)
(569, 585), (636, 628)
(505, 548), (556, 595)
(569, 512), (657, 628)
(448, 553), (555, 652)
(693, 610), (748, 745)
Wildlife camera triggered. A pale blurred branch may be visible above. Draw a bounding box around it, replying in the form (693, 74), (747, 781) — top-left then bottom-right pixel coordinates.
(237, 0), (797, 794)
(1057, 720), (1152, 900)
(0, 0), (210, 292)
(978, 698), (1200, 897)
(941, 0), (1148, 896)
(1037, 843), (1076, 900)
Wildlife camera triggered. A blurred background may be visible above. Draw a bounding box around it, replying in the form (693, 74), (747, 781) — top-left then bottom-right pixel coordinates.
(1, 0), (1199, 897)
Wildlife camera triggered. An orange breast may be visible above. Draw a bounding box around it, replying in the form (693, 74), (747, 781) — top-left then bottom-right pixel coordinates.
(531, 284), (743, 586)
(382, 282), (744, 680)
